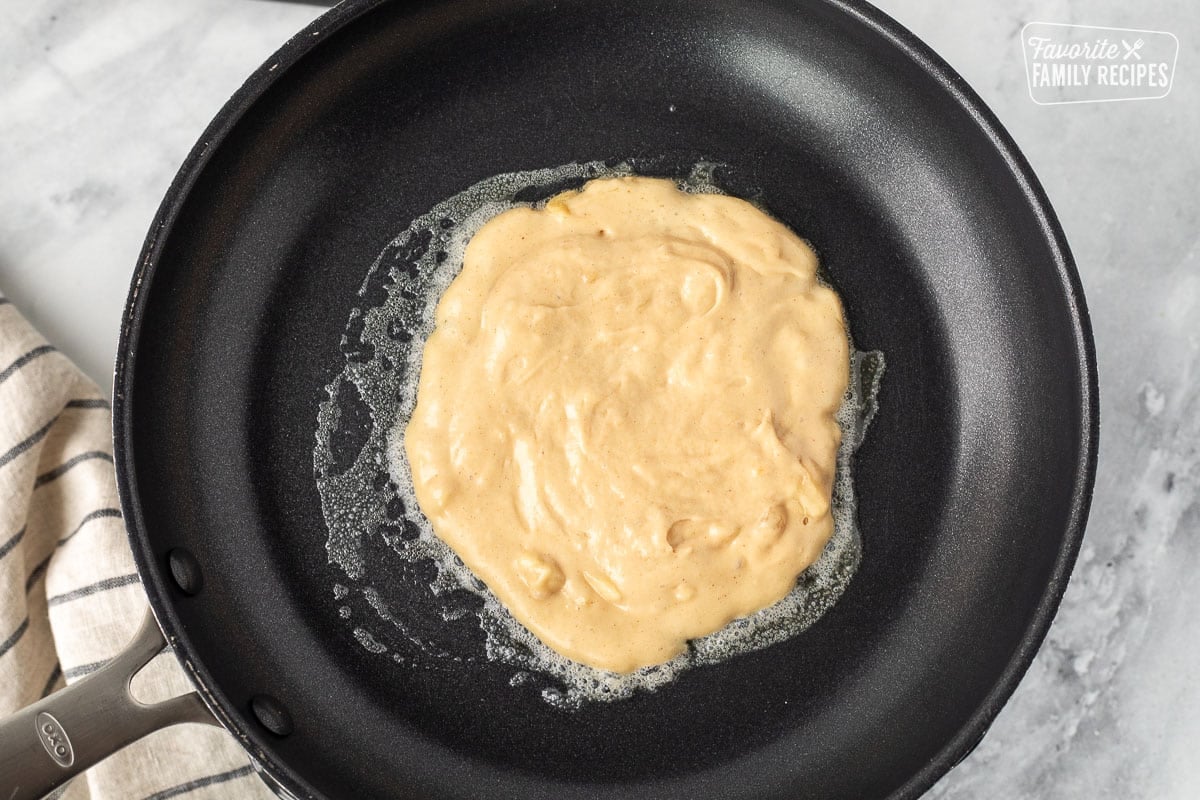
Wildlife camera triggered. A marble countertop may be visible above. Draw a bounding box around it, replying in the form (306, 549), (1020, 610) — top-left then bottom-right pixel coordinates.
(2, 1), (1196, 797)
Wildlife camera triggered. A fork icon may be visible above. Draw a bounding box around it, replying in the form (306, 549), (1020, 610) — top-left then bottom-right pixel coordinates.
(1122, 38), (1145, 60)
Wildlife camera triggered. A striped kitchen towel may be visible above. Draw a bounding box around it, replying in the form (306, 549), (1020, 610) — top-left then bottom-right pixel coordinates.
(0, 295), (273, 799)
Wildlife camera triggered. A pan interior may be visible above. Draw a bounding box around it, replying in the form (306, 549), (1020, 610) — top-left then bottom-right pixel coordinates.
(118, 1), (1094, 799)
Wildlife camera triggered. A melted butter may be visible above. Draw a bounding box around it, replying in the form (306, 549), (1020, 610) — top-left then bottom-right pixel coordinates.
(404, 176), (850, 673)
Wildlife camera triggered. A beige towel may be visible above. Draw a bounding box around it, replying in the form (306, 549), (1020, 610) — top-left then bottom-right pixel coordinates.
(0, 295), (274, 799)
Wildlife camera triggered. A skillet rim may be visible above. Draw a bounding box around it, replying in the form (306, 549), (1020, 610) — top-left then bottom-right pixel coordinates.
(112, 0), (1100, 797)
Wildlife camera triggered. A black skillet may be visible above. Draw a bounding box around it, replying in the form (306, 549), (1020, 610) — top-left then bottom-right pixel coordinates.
(0, 0), (1097, 798)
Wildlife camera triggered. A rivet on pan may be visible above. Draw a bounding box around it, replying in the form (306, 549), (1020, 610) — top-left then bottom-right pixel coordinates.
(250, 694), (294, 737)
(166, 548), (204, 596)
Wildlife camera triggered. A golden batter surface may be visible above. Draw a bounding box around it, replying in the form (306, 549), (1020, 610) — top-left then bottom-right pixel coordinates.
(404, 176), (849, 672)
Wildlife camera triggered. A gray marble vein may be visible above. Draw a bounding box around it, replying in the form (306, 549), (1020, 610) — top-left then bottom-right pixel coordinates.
(1, 0), (1197, 797)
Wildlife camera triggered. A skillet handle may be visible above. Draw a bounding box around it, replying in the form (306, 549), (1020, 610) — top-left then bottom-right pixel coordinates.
(0, 611), (218, 800)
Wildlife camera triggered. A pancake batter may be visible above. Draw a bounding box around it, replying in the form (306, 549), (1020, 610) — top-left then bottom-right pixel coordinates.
(403, 176), (850, 673)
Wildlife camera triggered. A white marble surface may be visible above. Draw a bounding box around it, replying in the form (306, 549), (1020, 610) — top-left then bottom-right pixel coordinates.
(1, 0), (1197, 797)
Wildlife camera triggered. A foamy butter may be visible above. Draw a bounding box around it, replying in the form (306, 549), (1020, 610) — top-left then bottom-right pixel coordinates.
(402, 177), (850, 673)
(315, 161), (882, 708)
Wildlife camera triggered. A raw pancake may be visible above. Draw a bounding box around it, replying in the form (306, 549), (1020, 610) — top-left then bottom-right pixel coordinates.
(403, 176), (850, 673)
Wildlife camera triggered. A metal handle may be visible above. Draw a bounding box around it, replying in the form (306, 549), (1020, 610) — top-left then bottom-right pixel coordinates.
(0, 611), (218, 800)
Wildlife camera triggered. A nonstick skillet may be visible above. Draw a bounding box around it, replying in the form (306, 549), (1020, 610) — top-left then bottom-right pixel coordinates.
(0, 0), (1098, 798)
